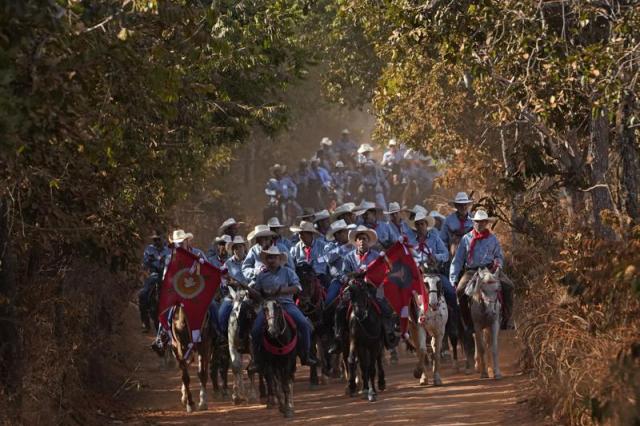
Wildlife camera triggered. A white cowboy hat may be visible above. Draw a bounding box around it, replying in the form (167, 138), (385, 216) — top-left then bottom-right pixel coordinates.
(348, 225), (378, 246)
(326, 219), (349, 241)
(384, 202), (402, 215)
(335, 161), (345, 168)
(355, 200), (381, 215)
(450, 192), (473, 205)
(403, 149), (418, 160)
(403, 204), (428, 215)
(357, 143), (374, 154)
(331, 202), (356, 220)
(267, 217), (286, 228)
(297, 208), (316, 221)
(320, 137), (333, 146)
(171, 229), (194, 244)
(471, 210), (495, 222)
(218, 218), (245, 235)
(341, 128), (350, 135)
(410, 211), (436, 231)
(289, 221), (319, 234)
(313, 209), (330, 222)
(388, 138), (398, 147)
(247, 225), (277, 241)
(259, 245), (288, 264)
(429, 210), (446, 221)
(270, 163), (286, 173)
(215, 234), (232, 244)
(226, 235), (247, 252)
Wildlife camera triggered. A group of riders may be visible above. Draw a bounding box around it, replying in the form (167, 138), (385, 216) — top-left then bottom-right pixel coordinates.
(138, 129), (515, 379)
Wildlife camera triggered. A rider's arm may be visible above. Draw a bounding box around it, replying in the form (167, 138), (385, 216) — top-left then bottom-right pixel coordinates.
(492, 237), (505, 269)
(439, 217), (451, 246)
(449, 237), (467, 285)
(432, 232), (449, 263)
(241, 248), (257, 281)
(282, 268), (302, 295)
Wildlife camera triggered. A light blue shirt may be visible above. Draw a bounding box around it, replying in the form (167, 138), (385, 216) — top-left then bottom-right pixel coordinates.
(365, 221), (393, 248)
(342, 249), (381, 275)
(310, 166), (332, 187)
(449, 232), (504, 284)
(242, 244), (266, 282)
(289, 238), (328, 276)
(251, 266), (301, 304)
(386, 220), (417, 246)
(224, 256), (247, 286)
(323, 241), (354, 278)
(440, 213), (473, 247)
(412, 230), (449, 265)
(143, 244), (171, 273)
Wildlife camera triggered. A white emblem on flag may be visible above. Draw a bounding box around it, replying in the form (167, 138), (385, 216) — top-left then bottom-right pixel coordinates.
(173, 268), (206, 299)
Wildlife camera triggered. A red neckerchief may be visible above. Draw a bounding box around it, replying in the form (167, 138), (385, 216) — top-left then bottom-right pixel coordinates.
(303, 245), (312, 262)
(468, 229), (491, 263)
(358, 250), (369, 264)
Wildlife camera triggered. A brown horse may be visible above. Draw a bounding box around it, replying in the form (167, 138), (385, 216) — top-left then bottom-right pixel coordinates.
(170, 306), (211, 413)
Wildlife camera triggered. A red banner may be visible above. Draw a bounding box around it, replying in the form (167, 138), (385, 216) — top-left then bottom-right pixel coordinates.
(366, 242), (424, 316)
(158, 247), (221, 341)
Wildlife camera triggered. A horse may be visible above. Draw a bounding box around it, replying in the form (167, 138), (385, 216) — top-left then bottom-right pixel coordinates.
(408, 272), (447, 386)
(170, 306), (211, 413)
(468, 267), (503, 379)
(228, 286), (263, 404)
(209, 318), (230, 399)
(295, 262), (329, 386)
(345, 278), (384, 402)
(260, 296), (298, 418)
(443, 300), (475, 374)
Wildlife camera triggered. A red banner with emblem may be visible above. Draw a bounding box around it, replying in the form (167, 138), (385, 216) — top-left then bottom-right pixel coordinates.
(158, 247), (221, 341)
(365, 242), (424, 316)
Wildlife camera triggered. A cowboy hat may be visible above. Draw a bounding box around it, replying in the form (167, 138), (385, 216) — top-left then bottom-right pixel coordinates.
(429, 210), (446, 221)
(270, 163), (286, 173)
(218, 218), (245, 235)
(384, 202), (402, 215)
(450, 192), (473, 205)
(313, 209), (330, 222)
(410, 211), (436, 231)
(226, 235), (247, 252)
(215, 234), (232, 244)
(388, 138), (398, 147)
(267, 217), (286, 228)
(341, 128), (350, 135)
(357, 143), (374, 154)
(403, 149), (418, 160)
(259, 245), (288, 264)
(348, 225), (378, 245)
(331, 202), (356, 220)
(290, 221), (319, 234)
(247, 225), (277, 241)
(471, 210), (495, 222)
(297, 208), (316, 221)
(171, 229), (194, 244)
(335, 161), (345, 168)
(320, 137), (333, 146)
(326, 219), (349, 241)
(403, 204), (428, 215)
(354, 200), (381, 215)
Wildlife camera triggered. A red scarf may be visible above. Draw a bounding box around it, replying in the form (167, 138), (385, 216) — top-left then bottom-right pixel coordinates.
(418, 236), (431, 256)
(468, 229), (491, 264)
(358, 251), (369, 264)
(304, 246), (312, 262)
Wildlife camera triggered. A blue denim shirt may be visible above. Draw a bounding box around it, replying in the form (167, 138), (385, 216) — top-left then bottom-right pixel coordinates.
(342, 249), (381, 275)
(412, 229), (449, 265)
(143, 244), (171, 273)
(251, 266), (302, 304)
(290, 238), (328, 276)
(224, 256), (247, 286)
(449, 232), (504, 284)
(440, 213), (473, 247)
(364, 221), (393, 248)
(242, 244), (266, 282)
(386, 220), (417, 246)
(323, 241), (354, 278)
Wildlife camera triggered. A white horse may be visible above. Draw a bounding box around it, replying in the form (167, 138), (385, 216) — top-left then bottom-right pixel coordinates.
(468, 267), (502, 379)
(408, 273), (448, 386)
(227, 286), (260, 404)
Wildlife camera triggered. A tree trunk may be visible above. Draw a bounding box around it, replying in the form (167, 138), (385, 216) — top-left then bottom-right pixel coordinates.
(589, 109), (615, 240)
(615, 90), (640, 224)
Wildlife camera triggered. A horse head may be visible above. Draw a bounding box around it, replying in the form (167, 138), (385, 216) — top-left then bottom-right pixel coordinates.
(262, 297), (285, 338)
(347, 278), (370, 321)
(295, 262), (317, 302)
(475, 268), (502, 318)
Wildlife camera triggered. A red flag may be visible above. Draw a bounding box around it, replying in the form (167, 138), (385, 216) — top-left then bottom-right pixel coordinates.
(374, 242), (424, 316)
(158, 247), (222, 342)
(364, 253), (388, 287)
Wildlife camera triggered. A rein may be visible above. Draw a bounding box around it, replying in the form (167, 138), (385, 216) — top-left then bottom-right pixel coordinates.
(262, 304), (298, 356)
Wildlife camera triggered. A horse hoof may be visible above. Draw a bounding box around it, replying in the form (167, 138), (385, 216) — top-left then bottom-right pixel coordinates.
(378, 382), (386, 392)
(368, 395), (377, 402)
(198, 402), (208, 411)
(480, 372), (489, 379)
(186, 404), (194, 413)
(434, 378), (443, 386)
(494, 373), (503, 380)
(413, 368), (422, 379)
(284, 409), (294, 418)
(419, 379), (428, 386)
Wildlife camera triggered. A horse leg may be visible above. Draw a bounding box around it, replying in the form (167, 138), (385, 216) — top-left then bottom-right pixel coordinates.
(450, 333), (460, 373)
(264, 371), (276, 409)
(462, 322), (475, 375)
(284, 371), (294, 418)
(309, 334), (319, 387)
(376, 352), (386, 391)
(474, 324), (488, 378)
(359, 349), (370, 400)
(491, 318), (502, 379)
(197, 349), (209, 411)
(180, 361), (195, 413)
(368, 351), (377, 402)
(210, 347), (220, 397)
(257, 372), (267, 404)
(432, 333), (443, 386)
(418, 327), (429, 386)
(230, 347), (244, 404)
(347, 343), (357, 397)
(247, 366), (258, 404)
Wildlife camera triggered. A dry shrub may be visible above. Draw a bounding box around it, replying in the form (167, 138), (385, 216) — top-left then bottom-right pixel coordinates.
(516, 228), (640, 425)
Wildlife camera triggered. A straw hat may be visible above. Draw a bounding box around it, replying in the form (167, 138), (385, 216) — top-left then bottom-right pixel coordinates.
(326, 219), (349, 241)
(384, 202), (402, 215)
(290, 221), (319, 234)
(321, 137), (333, 147)
(218, 218), (244, 235)
(226, 236), (247, 252)
(354, 200), (380, 216)
(388, 138), (398, 147)
(313, 209), (330, 222)
(403, 204), (428, 215)
(247, 225), (277, 241)
(471, 210), (495, 222)
(357, 143), (374, 154)
(341, 128), (350, 135)
(259, 245), (288, 264)
(267, 217), (286, 228)
(450, 192), (473, 205)
(331, 202), (356, 220)
(410, 211), (436, 231)
(171, 229), (194, 244)
(270, 163), (286, 174)
(348, 225), (378, 245)
(335, 161), (345, 168)
(215, 235), (232, 245)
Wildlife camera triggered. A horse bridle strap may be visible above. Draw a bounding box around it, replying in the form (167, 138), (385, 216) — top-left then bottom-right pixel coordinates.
(262, 311), (298, 356)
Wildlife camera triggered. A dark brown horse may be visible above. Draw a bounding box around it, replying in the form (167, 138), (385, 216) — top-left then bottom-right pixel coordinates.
(170, 306), (211, 413)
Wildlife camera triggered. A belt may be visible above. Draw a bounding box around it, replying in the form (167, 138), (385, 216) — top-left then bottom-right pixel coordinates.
(464, 263), (492, 272)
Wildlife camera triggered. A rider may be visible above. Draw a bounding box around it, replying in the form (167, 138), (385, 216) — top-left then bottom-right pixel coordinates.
(139, 231), (170, 332)
(289, 221), (329, 288)
(385, 202), (416, 245)
(381, 138), (404, 168)
(268, 217), (292, 252)
(329, 226), (397, 354)
(355, 201), (392, 249)
(313, 209), (331, 245)
(319, 137), (337, 171)
(330, 202), (357, 225)
(207, 235), (231, 268)
(249, 245), (317, 370)
(411, 212), (459, 316)
(440, 192), (474, 250)
(333, 128), (357, 159)
(323, 219), (353, 306)
(218, 218), (244, 239)
(242, 225), (278, 282)
(219, 236), (248, 339)
(449, 210), (514, 330)
(430, 210), (447, 232)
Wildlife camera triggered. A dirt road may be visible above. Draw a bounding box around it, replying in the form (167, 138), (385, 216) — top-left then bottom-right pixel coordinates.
(120, 304), (539, 425)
